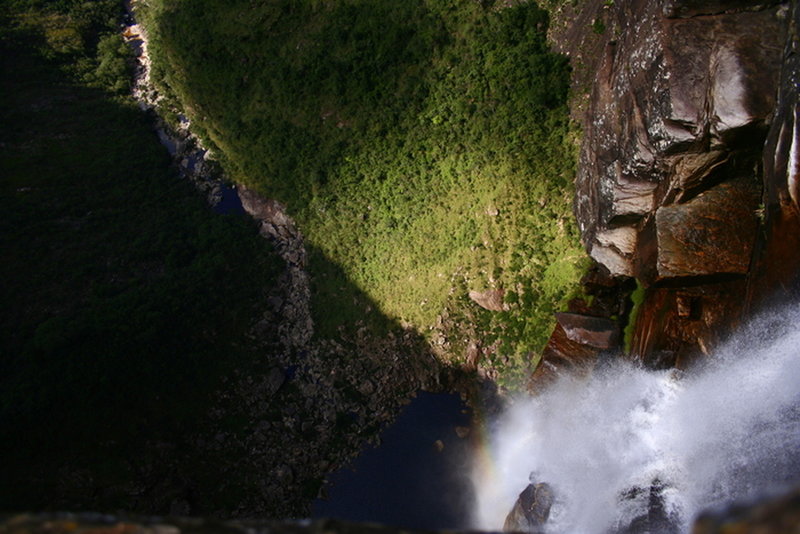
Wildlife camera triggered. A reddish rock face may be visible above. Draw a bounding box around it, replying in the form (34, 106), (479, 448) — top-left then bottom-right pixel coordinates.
(627, 281), (750, 368)
(749, 0), (800, 308)
(654, 176), (760, 280)
(575, 1), (786, 276)
(529, 323), (599, 393)
(530, 265), (634, 390)
(555, 0), (800, 365)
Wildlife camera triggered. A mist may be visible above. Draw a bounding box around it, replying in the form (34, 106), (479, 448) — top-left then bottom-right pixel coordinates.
(472, 304), (800, 533)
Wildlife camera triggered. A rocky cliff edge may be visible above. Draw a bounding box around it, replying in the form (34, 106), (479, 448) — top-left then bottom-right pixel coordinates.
(541, 0), (800, 372)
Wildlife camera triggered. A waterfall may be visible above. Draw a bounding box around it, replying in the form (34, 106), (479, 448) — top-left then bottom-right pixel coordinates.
(471, 304), (800, 533)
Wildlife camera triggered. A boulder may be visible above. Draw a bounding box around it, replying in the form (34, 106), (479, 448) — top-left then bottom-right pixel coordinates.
(590, 244), (634, 278)
(554, 312), (620, 349)
(503, 482), (554, 533)
(617, 479), (679, 534)
(609, 176), (657, 224)
(238, 186), (290, 224)
(668, 150), (729, 203)
(468, 289), (507, 312)
(454, 426), (470, 439)
(595, 227), (638, 256)
(265, 367), (286, 396)
(590, 227), (639, 277)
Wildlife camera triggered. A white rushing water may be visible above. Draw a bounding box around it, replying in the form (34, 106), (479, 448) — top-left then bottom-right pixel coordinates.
(472, 303), (800, 533)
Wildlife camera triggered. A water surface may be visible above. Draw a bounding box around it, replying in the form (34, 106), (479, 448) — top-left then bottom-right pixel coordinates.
(312, 391), (475, 530)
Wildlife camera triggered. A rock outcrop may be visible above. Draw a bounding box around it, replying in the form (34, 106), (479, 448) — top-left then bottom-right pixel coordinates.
(575, 0), (786, 282)
(530, 266), (633, 391)
(693, 486), (800, 534)
(548, 0), (800, 367)
(616, 480), (680, 534)
(529, 321), (599, 391)
(122, 6), (232, 209)
(238, 186), (313, 348)
(502, 482), (555, 533)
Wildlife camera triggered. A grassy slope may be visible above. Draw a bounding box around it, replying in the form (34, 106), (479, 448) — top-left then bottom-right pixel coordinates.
(141, 0), (589, 377)
(0, 0), (283, 511)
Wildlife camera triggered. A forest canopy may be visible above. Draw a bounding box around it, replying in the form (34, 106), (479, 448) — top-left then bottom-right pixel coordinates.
(140, 0), (588, 376)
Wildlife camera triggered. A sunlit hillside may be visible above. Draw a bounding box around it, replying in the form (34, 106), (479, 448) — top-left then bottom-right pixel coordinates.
(139, 0), (589, 376)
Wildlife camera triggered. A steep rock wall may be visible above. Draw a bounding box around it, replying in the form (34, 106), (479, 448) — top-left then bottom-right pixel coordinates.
(546, 0), (799, 369)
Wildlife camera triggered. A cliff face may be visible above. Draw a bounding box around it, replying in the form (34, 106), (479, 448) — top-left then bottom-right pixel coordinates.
(549, 0), (799, 367)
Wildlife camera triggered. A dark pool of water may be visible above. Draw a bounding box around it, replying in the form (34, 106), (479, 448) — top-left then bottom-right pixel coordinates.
(312, 391), (476, 530)
(212, 184), (244, 215)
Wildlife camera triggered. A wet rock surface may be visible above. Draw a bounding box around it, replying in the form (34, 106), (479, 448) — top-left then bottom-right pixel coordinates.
(530, 265), (632, 392)
(616, 480), (680, 534)
(693, 486), (800, 534)
(503, 482), (554, 533)
(529, 321), (600, 392)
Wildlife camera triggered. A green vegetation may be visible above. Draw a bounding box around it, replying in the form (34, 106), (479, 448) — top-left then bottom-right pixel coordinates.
(0, 0), (591, 514)
(0, 0), (283, 512)
(140, 0), (588, 372)
(4, 0), (134, 93)
(623, 279), (646, 353)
